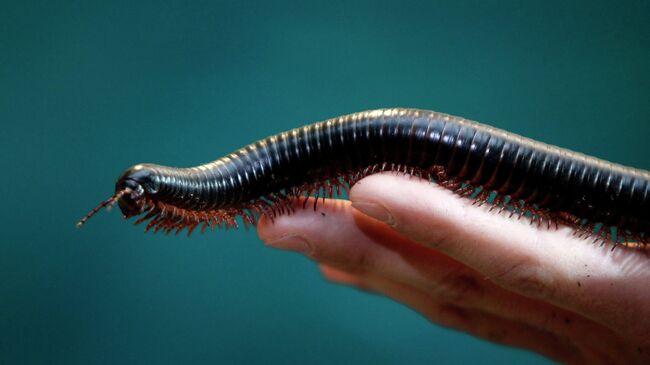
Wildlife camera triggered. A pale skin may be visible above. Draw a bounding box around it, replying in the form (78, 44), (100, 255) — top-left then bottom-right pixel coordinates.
(257, 173), (650, 365)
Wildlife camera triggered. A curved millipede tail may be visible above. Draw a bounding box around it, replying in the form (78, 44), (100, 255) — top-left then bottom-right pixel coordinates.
(77, 108), (650, 248)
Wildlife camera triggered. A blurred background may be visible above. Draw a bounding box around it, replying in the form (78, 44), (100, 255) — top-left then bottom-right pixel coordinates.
(2, 1), (649, 364)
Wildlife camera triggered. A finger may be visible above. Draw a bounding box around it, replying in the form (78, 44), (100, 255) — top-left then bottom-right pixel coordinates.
(258, 197), (627, 358)
(349, 173), (650, 338)
(259, 197), (467, 278)
(319, 264), (586, 365)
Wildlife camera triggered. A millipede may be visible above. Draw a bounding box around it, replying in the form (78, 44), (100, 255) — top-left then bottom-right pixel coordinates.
(77, 108), (650, 248)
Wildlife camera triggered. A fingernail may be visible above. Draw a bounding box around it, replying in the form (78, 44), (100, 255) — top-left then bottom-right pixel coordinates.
(265, 234), (312, 254)
(351, 201), (395, 226)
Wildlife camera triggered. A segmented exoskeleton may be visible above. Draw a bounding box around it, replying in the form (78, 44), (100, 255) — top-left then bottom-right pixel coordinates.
(78, 108), (650, 247)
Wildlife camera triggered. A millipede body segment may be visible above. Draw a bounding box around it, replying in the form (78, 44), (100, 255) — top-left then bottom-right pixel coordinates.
(78, 108), (650, 246)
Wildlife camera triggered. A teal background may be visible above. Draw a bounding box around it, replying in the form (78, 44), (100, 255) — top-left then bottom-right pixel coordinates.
(2, 1), (649, 364)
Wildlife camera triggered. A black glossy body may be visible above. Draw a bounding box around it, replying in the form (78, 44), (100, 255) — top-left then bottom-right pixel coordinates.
(119, 109), (650, 236)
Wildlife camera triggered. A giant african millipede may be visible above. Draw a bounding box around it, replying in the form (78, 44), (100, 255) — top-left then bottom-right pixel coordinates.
(77, 108), (650, 248)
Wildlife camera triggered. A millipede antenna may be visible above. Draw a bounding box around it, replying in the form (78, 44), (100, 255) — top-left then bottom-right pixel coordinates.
(76, 188), (130, 228)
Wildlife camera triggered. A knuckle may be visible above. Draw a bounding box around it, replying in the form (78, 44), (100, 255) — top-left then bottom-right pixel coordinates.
(311, 245), (372, 276)
(432, 271), (483, 305)
(493, 259), (557, 301)
(406, 220), (457, 250)
(432, 304), (472, 329)
(399, 206), (467, 250)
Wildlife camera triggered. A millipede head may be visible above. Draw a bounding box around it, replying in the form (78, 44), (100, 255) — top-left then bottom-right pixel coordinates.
(76, 164), (156, 228)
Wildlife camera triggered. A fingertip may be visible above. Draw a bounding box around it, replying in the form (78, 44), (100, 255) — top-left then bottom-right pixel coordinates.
(257, 207), (316, 254)
(257, 215), (288, 246)
(350, 173), (464, 246)
(257, 198), (357, 256)
(256, 215), (273, 240)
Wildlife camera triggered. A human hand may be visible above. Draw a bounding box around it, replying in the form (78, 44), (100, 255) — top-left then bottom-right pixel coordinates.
(258, 173), (650, 364)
